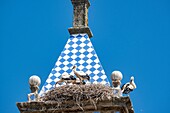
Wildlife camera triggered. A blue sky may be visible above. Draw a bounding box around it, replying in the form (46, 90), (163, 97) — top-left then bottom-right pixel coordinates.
(0, 0), (170, 113)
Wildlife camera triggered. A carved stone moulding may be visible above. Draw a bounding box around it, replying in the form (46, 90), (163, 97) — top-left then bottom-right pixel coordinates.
(68, 27), (93, 38)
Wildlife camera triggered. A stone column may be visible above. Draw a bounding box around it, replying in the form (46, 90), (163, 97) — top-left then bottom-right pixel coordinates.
(68, 0), (93, 38)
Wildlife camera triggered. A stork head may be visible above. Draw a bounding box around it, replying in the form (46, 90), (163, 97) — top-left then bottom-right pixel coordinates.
(130, 76), (134, 81)
(130, 76), (137, 89)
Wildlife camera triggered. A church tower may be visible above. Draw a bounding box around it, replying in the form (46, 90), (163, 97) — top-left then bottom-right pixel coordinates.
(17, 0), (135, 113)
(39, 0), (110, 96)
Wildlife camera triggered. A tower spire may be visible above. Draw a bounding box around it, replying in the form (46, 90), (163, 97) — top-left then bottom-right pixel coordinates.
(68, 0), (93, 38)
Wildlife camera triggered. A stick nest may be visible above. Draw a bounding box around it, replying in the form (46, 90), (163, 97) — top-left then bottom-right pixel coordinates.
(41, 84), (114, 102)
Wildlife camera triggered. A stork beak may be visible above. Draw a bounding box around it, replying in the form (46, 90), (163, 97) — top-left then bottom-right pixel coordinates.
(72, 65), (76, 69)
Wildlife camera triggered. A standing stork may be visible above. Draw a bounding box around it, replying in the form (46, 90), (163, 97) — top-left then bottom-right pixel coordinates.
(121, 76), (137, 94)
(72, 65), (90, 85)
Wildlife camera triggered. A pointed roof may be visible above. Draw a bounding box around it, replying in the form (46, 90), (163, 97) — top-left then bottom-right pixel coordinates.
(39, 34), (110, 96)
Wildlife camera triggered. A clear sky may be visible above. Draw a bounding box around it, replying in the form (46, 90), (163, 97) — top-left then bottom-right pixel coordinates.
(0, 0), (170, 113)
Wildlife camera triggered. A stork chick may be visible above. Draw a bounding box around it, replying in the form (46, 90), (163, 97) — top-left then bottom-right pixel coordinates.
(55, 74), (76, 87)
(74, 78), (86, 85)
(72, 65), (90, 85)
(121, 76), (137, 94)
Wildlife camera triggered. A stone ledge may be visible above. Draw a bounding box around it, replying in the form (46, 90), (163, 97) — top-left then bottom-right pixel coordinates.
(16, 97), (134, 113)
(68, 27), (93, 38)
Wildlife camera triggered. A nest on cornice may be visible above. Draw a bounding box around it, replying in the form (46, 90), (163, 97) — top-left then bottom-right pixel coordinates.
(17, 84), (133, 112)
(41, 84), (114, 103)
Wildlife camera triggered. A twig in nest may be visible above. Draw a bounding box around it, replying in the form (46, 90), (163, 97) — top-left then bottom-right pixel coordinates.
(76, 103), (84, 111)
(90, 98), (97, 110)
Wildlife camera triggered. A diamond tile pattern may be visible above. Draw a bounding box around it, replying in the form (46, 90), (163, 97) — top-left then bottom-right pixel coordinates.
(39, 34), (110, 96)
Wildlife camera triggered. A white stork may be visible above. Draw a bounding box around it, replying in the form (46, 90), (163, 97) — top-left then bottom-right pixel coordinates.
(72, 65), (90, 85)
(121, 76), (137, 94)
(55, 74), (76, 87)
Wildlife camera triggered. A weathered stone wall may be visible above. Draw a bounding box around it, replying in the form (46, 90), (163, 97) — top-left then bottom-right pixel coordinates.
(16, 97), (134, 113)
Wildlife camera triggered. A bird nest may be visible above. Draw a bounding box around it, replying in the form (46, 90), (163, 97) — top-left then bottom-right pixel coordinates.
(40, 84), (114, 110)
(41, 84), (113, 102)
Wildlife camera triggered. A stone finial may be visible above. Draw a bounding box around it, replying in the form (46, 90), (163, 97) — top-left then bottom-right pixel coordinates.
(68, 0), (93, 38)
(111, 71), (123, 97)
(71, 0), (90, 27)
(28, 75), (41, 102)
(111, 71), (123, 87)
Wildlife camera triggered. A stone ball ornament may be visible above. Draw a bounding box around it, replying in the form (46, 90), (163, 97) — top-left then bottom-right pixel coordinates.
(28, 75), (41, 102)
(111, 71), (123, 81)
(111, 71), (123, 97)
(29, 75), (41, 86)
